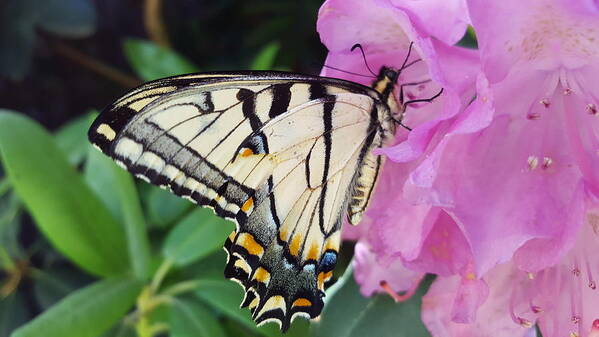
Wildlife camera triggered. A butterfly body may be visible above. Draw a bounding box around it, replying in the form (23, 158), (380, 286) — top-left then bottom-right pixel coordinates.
(89, 68), (402, 330)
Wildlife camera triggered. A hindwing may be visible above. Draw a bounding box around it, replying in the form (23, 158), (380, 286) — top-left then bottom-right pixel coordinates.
(88, 71), (392, 330)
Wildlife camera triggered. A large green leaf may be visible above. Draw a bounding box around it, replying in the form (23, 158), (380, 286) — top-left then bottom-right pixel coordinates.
(169, 298), (226, 337)
(123, 38), (199, 81)
(10, 277), (142, 337)
(84, 148), (151, 280)
(163, 208), (234, 266)
(313, 266), (430, 337)
(0, 111), (128, 277)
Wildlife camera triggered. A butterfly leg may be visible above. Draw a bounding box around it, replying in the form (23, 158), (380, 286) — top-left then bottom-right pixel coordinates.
(403, 88), (444, 107)
(398, 79), (433, 105)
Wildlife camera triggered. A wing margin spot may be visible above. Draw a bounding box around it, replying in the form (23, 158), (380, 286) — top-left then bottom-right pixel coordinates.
(96, 123), (116, 141)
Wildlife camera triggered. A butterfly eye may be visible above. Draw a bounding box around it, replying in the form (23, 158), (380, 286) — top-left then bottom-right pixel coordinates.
(385, 69), (399, 83)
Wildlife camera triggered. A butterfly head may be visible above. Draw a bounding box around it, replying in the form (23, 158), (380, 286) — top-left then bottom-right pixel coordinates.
(380, 66), (400, 84)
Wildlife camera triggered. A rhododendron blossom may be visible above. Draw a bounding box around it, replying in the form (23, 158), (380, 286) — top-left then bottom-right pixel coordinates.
(318, 0), (599, 336)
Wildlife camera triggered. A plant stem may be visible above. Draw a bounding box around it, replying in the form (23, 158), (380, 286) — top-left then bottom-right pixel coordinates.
(150, 259), (173, 293)
(144, 0), (171, 47)
(52, 41), (142, 88)
(162, 279), (202, 297)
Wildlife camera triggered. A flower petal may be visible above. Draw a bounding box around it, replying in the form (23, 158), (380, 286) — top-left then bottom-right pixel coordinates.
(378, 0), (470, 45)
(468, 0), (599, 83)
(422, 264), (532, 337)
(353, 241), (423, 297)
(404, 211), (473, 277)
(406, 69), (584, 276)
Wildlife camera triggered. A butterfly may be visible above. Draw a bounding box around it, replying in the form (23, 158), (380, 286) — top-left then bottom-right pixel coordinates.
(87, 44), (434, 331)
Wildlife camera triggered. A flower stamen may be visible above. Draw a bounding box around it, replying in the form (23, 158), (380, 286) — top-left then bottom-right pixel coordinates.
(542, 157), (553, 169)
(528, 156), (539, 170)
(587, 103), (597, 115)
(379, 281), (417, 303)
(564, 87), (573, 95)
(584, 253), (596, 290)
(590, 320), (599, 337)
(540, 98), (551, 108)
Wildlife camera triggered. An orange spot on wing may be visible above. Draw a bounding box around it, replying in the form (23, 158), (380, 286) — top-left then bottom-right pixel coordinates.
(238, 233), (264, 257)
(241, 197), (254, 213)
(289, 235), (302, 257)
(292, 298), (312, 307)
(253, 267), (270, 284)
(228, 231), (237, 241)
(317, 271), (333, 290)
(240, 147), (254, 157)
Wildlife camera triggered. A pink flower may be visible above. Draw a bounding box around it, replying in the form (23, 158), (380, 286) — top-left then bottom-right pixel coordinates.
(318, 0), (480, 297)
(319, 0), (599, 336)
(423, 208), (599, 337)
(412, 0), (599, 335)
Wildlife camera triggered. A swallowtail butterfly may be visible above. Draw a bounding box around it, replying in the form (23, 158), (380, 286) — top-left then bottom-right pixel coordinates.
(88, 47), (431, 330)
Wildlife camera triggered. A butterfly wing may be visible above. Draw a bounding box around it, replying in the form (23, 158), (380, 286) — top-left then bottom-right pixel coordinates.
(88, 71), (390, 330)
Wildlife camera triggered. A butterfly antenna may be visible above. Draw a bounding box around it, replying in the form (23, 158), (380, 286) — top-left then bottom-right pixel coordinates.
(350, 43), (377, 77)
(391, 117), (412, 131)
(321, 64), (376, 78)
(398, 42), (415, 72)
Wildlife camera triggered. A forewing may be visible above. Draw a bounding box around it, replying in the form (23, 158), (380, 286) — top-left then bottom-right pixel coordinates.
(88, 72), (384, 330)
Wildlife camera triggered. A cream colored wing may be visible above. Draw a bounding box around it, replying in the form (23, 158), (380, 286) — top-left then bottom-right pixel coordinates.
(88, 71), (390, 330)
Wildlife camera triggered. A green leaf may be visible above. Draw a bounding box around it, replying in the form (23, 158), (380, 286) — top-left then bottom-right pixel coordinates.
(180, 250), (227, 281)
(100, 323), (136, 337)
(123, 39), (199, 81)
(10, 277), (142, 337)
(84, 148), (123, 221)
(170, 298), (226, 337)
(456, 25), (478, 49)
(260, 319), (310, 337)
(163, 208), (234, 266)
(193, 279), (307, 336)
(55, 112), (95, 166)
(84, 147), (151, 280)
(0, 111), (128, 277)
(144, 186), (192, 228)
(193, 279), (257, 331)
(250, 42), (280, 70)
(0, 292), (29, 337)
(32, 267), (91, 310)
(313, 266), (430, 337)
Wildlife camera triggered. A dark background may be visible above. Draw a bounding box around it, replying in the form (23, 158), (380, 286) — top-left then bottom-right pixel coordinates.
(0, 0), (327, 131)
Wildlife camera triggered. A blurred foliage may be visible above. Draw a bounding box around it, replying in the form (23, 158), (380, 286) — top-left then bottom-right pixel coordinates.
(0, 1), (435, 337)
(0, 0), (97, 80)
